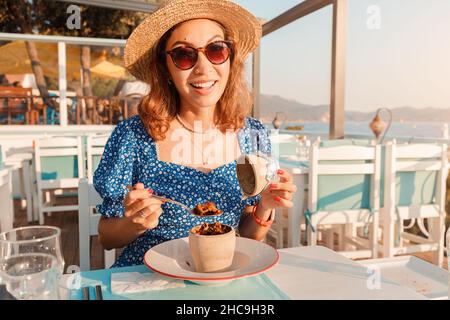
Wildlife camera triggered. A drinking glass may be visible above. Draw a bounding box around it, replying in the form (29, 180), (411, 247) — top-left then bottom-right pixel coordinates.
(295, 137), (310, 160)
(0, 226), (64, 300)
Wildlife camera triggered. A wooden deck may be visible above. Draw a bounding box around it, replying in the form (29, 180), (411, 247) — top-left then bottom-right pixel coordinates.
(12, 197), (448, 272)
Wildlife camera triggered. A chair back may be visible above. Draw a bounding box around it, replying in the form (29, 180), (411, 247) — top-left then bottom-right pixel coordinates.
(0, 86), (32, 97)
(320, 138), (374, 148)
(86, 134), (109, 182)
(309, 142), (382, 216)
(78, 178), (115, 271)
(0, 86), (33, 124)
(34, 136), (84, 189)
(384, 142), (448, 219)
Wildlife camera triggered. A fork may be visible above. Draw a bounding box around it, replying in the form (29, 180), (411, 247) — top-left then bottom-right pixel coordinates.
(126, 185), (221, 217)
(151, 195), (223, 217)
(127, 185), (194, 214)
(150, 194), (194, 213)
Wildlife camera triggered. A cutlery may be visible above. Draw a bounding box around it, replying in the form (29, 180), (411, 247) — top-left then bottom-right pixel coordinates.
(151, 194), (224, 217)
(126, 185), (223, 217)
(95, 285), (103, 300)
(82, 287), (90, 300)
(150, 194), (194, 213)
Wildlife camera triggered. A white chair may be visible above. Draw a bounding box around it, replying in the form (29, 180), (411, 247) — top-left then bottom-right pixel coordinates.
(0, 167), (14, 232)
(78, 178), (115, 271)
(305, 141), (382, 259)
(34, 136), (84, 225)
(86, 134), (109, 183)
(269, 135), (312, 249)
(267, 208), (287, 249)
(4, 152), (34, 222)
(381, 142), (448, 267)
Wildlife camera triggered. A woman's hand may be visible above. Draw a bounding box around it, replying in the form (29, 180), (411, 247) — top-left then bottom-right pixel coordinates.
(259, 169), (297, 211)
(123, 182), (164, 235)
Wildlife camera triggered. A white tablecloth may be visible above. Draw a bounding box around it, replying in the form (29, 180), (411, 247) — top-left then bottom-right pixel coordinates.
(59, 245), (427, 300)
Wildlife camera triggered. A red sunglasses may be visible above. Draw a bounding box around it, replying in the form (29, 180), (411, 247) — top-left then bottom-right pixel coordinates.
(166, 40), (233, 70)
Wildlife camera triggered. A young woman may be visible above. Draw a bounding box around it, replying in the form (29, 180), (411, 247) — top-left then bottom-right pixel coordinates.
(94, 0), (297, 267)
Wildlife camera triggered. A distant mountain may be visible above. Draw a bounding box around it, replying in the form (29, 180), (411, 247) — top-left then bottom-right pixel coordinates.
(259, 95), (329, 123)
(259, 94), (450, 123)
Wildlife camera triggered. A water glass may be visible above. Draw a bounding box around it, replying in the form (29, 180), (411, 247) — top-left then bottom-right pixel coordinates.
(0, 226), (64, 300)
(296, 137), (310, 160)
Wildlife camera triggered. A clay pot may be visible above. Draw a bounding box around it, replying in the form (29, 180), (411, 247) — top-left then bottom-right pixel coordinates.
(188, 224), (236, 273)
(236, 154), (277, 199)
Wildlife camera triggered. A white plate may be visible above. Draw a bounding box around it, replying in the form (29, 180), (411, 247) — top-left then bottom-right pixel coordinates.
(144, 237), (279, 285)
(358, 256), (448, 300)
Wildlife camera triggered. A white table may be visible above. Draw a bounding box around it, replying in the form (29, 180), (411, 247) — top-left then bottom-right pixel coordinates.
(0, 166), (14, 232)
(58, 245), (428, 300)
(265, 246), (427, 299)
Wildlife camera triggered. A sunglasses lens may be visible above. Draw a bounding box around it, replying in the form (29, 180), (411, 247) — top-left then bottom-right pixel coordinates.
(205, 42), (230, 64)
(172, 47), (197, 70)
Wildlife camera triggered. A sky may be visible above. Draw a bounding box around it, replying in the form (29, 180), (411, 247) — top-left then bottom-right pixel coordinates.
(234, 0), (450, 112)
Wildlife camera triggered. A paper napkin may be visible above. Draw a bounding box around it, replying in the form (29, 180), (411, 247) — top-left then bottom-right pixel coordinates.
(111, 272), (186, 294)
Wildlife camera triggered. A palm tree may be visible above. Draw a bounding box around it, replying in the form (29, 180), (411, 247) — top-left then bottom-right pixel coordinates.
(3, 1), (57, 111)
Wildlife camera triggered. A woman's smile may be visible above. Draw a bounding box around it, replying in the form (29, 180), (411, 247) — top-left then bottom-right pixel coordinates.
(189, 80), (218, 95)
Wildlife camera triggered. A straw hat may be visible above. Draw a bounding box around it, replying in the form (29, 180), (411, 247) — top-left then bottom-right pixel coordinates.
(124, 0), (262, 83)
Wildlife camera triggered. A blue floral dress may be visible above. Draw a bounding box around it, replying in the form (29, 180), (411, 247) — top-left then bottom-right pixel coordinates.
(93, 115), (271, 267)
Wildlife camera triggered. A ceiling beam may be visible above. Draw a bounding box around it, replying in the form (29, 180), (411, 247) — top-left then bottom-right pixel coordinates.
(55, 0), (159, 13)
(0, 32), (126, 46)
(262, 0), (332, 36)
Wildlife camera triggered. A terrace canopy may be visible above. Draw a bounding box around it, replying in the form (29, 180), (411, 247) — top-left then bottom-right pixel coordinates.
(0, 41), (126, 80)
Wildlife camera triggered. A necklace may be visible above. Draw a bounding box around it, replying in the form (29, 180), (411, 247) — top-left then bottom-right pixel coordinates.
(192, 138), (211, 166)
(176, 115), (216, 165)
(176, 114), (215, 134)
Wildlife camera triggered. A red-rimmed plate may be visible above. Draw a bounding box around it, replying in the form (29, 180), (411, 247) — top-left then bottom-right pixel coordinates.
(144, 237), (279, 285)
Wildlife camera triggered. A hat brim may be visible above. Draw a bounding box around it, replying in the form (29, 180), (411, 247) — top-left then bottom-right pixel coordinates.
(124, 0), (262, 83)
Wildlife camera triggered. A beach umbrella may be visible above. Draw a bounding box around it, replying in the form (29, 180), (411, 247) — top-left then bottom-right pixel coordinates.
(90, 59), (131, 79)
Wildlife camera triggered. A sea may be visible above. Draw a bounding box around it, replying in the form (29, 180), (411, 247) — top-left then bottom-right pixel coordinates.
(267, 121), (450, 140)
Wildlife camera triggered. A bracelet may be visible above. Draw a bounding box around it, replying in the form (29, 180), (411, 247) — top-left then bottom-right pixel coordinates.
(251, 204), (275, 227)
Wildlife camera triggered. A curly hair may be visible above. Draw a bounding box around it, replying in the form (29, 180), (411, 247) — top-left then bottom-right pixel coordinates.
(137, 20), (254, 141)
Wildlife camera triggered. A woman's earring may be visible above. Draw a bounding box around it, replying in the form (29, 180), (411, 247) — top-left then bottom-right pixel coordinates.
(167, 78), (173, 85)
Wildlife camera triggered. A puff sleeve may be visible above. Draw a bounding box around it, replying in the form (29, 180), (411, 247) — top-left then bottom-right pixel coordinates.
(93, 121), (138, 218)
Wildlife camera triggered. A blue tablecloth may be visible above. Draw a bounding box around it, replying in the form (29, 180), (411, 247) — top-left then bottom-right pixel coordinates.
(68, 265), (290, 300)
